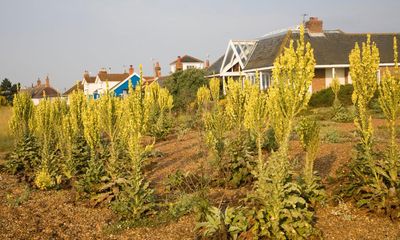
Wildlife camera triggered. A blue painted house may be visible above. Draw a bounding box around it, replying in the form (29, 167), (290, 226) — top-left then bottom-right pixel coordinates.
(109, 73), (141, 97)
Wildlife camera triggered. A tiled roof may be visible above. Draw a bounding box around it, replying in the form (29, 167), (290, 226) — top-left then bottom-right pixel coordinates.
(84, 75), (96, 83)
(170, 55), (203, 64)
(31, 85), (60, 98)
(63, 82), (84, 95)
(97, 72), (129, 82)
(244, 31), (400, 70)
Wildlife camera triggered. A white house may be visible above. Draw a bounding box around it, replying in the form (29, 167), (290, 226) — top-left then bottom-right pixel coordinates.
(170, 55), (205, 73)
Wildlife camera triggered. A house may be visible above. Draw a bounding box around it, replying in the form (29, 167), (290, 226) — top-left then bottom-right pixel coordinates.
(109, 72), (141, 96)
(22, 76), (60, 105)
(64, 63), (163, 99)
(170, 55), (207, 73)
(207, 17), (400, 93)
(82, 68), (130, 98)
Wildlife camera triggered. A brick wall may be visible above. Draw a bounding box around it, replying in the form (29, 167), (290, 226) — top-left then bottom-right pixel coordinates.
(312, 68), (326, 92)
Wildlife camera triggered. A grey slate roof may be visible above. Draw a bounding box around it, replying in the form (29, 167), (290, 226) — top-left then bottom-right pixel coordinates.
(244, 31), (400, 71)
(206, 55), (225, 75)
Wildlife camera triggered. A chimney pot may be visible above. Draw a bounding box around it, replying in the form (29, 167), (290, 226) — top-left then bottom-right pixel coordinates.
(305, 17), (323, 33)
(176, 56), (183, 71)
(154, 62), (161, 77)
(129, 65), (134, 75)
(45, 76), (50, 87)
(204, 59), (210, 68)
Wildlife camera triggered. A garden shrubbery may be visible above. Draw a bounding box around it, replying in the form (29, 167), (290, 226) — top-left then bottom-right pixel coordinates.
(309, 83), (353, 108)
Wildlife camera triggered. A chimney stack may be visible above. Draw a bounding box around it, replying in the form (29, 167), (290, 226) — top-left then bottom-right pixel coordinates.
(204, 59), (210, 69)
(305, 17), (323, 33)
(45, 76), (50, 87)
(129, 65), (134, 75)
(154, 62), (161, 77)
(176, 56), (183, 71)
(99, 67), (107, 74)
(37, 78), (42, 87)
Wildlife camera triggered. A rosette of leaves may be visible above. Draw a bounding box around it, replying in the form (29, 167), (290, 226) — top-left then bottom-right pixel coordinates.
(196, 206), (249, 240)
(253, 151), (314, 239)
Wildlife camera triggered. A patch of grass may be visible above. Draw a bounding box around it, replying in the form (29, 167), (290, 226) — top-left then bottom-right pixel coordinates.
(0, 107), (13, 152)
(6, 185), (31, 207)
(322, 129), (353, 143)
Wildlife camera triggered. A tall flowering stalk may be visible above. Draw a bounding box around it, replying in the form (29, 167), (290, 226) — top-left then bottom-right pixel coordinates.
(61, 89), (89, 179)
(254, 25), (316, 238)
(9, 92), (34, 139)
(269, 25), (316, 154)
(97, 86), (124, 180)
(244, 73), (268, 171)
(349, 35), (380, 164)
(378, 37), (400, 190)
(33, 97), (66, 190)
(7, 92), (39, 178)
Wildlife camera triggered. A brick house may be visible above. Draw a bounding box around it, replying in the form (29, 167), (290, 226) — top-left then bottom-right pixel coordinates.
(170, 55), (207, 73)
(207, 17), (400, 93)
(22, 76), (60, 105)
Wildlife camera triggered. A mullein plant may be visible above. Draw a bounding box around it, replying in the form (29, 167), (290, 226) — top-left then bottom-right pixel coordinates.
(243, 72), (268, 184)
(112, 80), (155, 219)
(7, 92), (39, 181)
(296, 117), (325, 206)
(253, 24), (316, 239)
(90, 83), (128, 205)
(142, 64), (173, 140)
(61, 89), (90, 181)
(79, 98), (104, 195)
(33, 97), (66, 190)
(144, 81), (174, 140)
(224, 77), (254, 186)
(198, 26), (318, 237)
(340, 35), (386, 211)
(330, 77), (352, 122)
(331, 77), (341, 109)
(97, 82), (125, 180)
(378, 37), (400, 195)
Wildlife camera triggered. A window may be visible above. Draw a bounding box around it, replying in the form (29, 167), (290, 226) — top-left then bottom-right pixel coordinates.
(261, 72), (270, 90)
(187, 65), (195, 69)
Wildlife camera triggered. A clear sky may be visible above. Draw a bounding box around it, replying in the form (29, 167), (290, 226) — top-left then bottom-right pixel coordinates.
(1, 0), (399, 91)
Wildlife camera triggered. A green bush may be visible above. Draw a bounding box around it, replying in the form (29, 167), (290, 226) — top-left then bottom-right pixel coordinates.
(163, 69), (209, 111)
(309, 84), (354, 108)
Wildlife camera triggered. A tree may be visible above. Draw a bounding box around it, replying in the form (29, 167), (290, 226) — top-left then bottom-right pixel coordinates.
(163, 69), (209, 111)
(0, 78), (19, 105)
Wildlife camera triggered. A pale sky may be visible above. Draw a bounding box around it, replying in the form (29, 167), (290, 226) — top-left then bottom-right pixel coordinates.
(1, 0), (399, 91)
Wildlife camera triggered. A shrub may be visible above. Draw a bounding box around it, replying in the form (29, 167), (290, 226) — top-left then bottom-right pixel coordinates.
(309, 84), (354, 108)
(163, 69), (208, 111)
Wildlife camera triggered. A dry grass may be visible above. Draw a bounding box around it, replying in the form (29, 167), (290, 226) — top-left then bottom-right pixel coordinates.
(0, 107), (13, 153)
